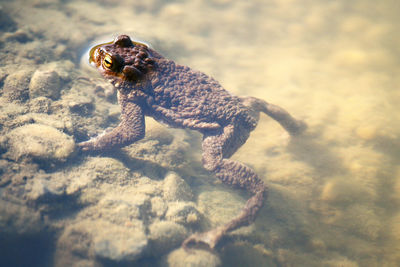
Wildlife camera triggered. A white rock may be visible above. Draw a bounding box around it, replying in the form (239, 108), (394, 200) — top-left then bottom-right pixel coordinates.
(6, 123), (75, 162)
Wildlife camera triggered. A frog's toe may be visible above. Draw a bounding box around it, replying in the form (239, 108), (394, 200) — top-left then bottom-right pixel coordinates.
(182, 228), (224, 251)
(77, 141), (92, 152)
(291, 119), (307, 135)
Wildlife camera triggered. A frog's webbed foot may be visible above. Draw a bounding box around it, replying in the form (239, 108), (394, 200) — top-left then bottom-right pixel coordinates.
(182, 227), (225, 251)
(78, 137), (99, 152)
(77, 131), (113, 153)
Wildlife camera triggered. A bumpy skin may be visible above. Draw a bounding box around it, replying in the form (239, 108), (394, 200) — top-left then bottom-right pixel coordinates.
(79, 35), (306, 249)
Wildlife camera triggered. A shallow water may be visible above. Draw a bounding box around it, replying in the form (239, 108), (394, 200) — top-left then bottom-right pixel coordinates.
(0, 0), (399, 266)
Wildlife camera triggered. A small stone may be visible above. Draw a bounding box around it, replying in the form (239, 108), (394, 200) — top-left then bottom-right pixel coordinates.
(151, 197), (167, 217)
(162, 247), (221, 267)
(29, 96), (51, 113)
(135, 176), (162, 195)
(93, 220), (148, 261)
(163, 172), (193, 201)
(26, 175), (65, 202)
(146, 119), (174, 145)
(66, 157), (131, 197)
(148, 220), (188, 255)
(197, 186), (244, 227)
(165, 202), (200, 226)
(29, 70), (62, 100)
(97, 192), (150, 223)
(5, 123), (75, 162)
(3, 69), (33, 102)
(67, 95), (94, 115)
(45, 60), (74, 81)
(3, 29), (32, 43)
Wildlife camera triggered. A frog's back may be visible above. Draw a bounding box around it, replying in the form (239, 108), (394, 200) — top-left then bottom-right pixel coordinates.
(149, 57), (256, 129)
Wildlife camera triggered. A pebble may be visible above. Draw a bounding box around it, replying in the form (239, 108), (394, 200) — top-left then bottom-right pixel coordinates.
(5, 123), (75, 162)
(165, 201), (200, 225)
(29, 69), (62, 100)
(148, 220), (188, 256)
(66, 157), (131, 196)
(162, 247), (221, 267)
(67, 94), (94, 115)
(26, 175), (65, 202)
(151, 196), (168, 217)
(163, 172), (193, 201)
(29, 96), (51, 113)
(3, 69), (32, 102)
(146, 119), (174, 145)
(92, 220), (148, 261)
(3, 29), (32, 43)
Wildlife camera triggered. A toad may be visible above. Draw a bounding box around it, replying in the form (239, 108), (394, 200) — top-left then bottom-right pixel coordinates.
(79, 35), (306, 249)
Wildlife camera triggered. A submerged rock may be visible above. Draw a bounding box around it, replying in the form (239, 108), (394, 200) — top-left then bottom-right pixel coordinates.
(5, 123), (75, 162)
(28, 96), (51, 113)
(165, 201), (200, 226)
(29, 69), (62, 100)
(3, 69), (33, 102)
(92, 220), (148, 261)
(162, 247), (221, 267)
(163, 171), (193, 201)
(26, 175), (66, 202)
(56, 219), (148, 265)
(148, 220), (188, 256)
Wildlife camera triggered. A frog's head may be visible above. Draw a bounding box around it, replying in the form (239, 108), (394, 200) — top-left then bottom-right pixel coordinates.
(89, 35), (155, 89)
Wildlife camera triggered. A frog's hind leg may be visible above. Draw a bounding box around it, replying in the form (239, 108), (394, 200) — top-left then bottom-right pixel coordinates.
(239, 96), (307, 135)
(182, 124), (266, 250)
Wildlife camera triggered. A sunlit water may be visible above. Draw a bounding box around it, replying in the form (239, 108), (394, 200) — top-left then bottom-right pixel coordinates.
(0, 0), (399, 266)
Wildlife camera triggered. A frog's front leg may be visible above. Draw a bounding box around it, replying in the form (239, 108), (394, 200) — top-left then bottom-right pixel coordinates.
(78, 100), (145, 152)
(183, 124), (266, 249)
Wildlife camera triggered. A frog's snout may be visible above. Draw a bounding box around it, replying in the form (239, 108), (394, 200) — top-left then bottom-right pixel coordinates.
(88, 46), (99, 67)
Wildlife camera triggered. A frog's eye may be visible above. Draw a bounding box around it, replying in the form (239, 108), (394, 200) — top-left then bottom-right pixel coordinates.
(103, 54), (113, 69)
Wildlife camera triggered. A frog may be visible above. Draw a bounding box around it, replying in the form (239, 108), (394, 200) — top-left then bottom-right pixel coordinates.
(79, 35), (306, 250)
